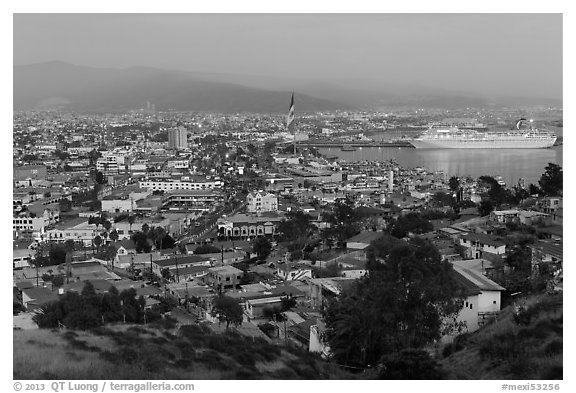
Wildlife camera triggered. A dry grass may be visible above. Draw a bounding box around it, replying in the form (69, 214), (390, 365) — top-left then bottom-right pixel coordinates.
(14, 323), (353, 380)
(441, 293), (563, 380)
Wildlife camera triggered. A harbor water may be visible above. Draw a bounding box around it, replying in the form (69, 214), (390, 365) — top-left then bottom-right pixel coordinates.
(319, 146), (563, 186)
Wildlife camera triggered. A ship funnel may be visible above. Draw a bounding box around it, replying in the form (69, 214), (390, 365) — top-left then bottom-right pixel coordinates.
(515, 118), (527, 130)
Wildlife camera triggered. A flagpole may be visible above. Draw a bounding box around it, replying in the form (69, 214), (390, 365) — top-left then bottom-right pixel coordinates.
(287, 92), (295, 155)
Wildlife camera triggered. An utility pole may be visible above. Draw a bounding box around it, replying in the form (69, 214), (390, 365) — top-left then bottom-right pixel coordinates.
(175, 255), (180, 283)
(221, 245), (224, 266)
(283, 313), (288, 345)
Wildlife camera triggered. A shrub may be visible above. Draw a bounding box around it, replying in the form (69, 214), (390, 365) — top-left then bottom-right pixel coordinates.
(258, 322), (278, 338)
(377, 349), (446, 379)
(540, 365), (563, 380)
(543, 340), (563, 356)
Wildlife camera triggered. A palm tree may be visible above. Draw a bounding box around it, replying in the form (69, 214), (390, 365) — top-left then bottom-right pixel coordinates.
(128, 215), (135, 232)
(103, 220), (112, 234)
(109, 229), (119, 243)
(93, 235), (102, 253)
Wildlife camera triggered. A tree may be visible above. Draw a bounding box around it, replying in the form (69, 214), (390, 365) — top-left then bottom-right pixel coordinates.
(101, 286), (122, 322)
(51, 274), (65, 289)
(88, 149), (102, 165)
(59, 198), (72, 213)
(194, 244), (221, 254)
(477, 200), (495, 217)
(538, 163), (563, 196)
(323, 238), (465, 368)
(131, 231), (152, 253)
(47, 245), (67, 266)
(323, 201), (362, 247)
(390, 213), (433, 238)
(109, 229), (119, 243)
(210, 296), (244, 328)
(161, 268), (172, 282)
(528, 183), (541, 196)
(127, 215), (135, 232)
(103, 220), (112, 233)
(252, 237), (272, 261)
(92, 170), (105, 185)
(64, 239), (76, 252)
(93, 235), (103, 251)
(448, 176), (460, 193)
(376, 349), (446, 379)
(277, 211), (314, 242)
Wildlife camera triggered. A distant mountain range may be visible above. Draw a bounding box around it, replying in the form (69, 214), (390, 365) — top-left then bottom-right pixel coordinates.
(13, 62), (562, 113)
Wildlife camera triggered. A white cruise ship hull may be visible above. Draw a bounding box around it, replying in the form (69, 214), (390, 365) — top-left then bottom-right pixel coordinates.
(410, 137), (556, 149)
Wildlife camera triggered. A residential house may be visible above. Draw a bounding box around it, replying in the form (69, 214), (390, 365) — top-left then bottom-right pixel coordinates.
(345, 231), (384, 250)
(115, 251), (163, 270)
(276, 266), (313, 281)
(309, 277), (356, 309)
(459, 233), (506, 261)
(112, 239), (137, 258)
(309, 319), (331, 358)
(529, 241), (563, 275)
(21, 287), (59, 311)
(336, 256), (367, 279)
(489, 210), (520, 224)
(536, 225), (563, 242)
(444, 266), (505, 342)
(541, 197), (562, 214)
(13, 248), (35, 269)
(152, 255), (212, 277)
(205, 265), (244, 290)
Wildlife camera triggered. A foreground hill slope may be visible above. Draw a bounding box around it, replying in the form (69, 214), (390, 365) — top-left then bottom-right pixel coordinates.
(14, 322), (353, 380)
(441, 293), (563, 380)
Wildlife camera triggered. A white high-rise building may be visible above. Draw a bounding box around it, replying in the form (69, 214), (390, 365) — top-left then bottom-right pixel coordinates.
(388, 170), (394, 192)
(168, 127), (188, 150)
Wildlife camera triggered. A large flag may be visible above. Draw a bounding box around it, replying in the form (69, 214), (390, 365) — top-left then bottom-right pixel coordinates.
(287, 92), (295, 130)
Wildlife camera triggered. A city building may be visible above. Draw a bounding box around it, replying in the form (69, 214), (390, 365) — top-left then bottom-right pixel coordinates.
(162, 189), (224, 212)
(96, 154), (125, 175)
(216, 212), (284, 239)
(168, 127), (188, 150)
(13, 165), (47, 182)
(139, 177), (224, 192)
(246, 191), (278, 213)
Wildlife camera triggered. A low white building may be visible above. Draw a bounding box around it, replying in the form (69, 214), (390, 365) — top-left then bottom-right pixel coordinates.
(139, 178), (223, 192)
(13, 209), (60, 233)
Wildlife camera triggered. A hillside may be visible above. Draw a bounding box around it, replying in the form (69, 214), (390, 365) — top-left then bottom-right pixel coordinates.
(13, 62), (353, 113)
(13, 321), (353, 380)
(440, 293), (563, 380)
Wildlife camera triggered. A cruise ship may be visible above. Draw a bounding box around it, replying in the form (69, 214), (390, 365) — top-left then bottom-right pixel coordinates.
(410, 119), (557, 149)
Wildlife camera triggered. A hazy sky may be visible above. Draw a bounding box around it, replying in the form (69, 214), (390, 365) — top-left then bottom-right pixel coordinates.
(13, 13), (562, 99)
